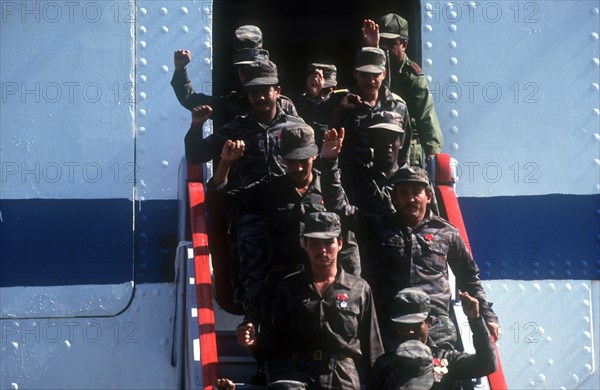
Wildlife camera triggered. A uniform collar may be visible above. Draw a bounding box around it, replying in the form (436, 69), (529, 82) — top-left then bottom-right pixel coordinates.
(333, 265), (352, 290)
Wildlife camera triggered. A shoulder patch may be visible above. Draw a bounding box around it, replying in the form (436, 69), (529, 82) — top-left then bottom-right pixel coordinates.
(409, 61), (424, 76)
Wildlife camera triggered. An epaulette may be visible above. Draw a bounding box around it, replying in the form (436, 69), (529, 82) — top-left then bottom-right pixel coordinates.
(332, 88), (349, 94)
(405, 60), (424, 76)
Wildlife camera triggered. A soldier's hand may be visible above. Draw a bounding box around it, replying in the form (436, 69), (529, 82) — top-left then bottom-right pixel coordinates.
(221, 140), (245, 163)
(486, 321), (500, 342)
(306, 68), (324, 99)
(174, 49), (191, 72)
(321, 128), (345, 160)
(339, 94), (361, 111)
(236, 323), (256, 347)
(191, 105), (213, 127)
(459, 291), (480, 319)
(361, 19), (380, 47)
(213, 378), (236, 390)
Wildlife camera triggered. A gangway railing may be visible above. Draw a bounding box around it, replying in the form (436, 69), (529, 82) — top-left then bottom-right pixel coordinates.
(431, 154), (508, 390)
(185, 162), (220, 389)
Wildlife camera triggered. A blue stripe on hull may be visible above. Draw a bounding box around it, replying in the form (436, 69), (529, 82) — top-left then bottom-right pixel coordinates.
(1, 195), (598, 286)
(459, 194), (600, 280)
(0, 199), (178, 287)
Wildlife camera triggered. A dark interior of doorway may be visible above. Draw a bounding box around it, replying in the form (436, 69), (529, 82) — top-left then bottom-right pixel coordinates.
(213, 0), (422, 100)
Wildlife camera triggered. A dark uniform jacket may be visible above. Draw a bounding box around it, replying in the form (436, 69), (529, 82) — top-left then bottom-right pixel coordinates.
(184, 107), (306, 189)
(320, 158), (498, 327)
(294, 93), (322, 127)
(171, 69), (297, 129)
(385, 54), (443, 166)
(368, 316), (497, 390)
(314, 85), (412, 168)
(230, 169), (360, 275)
(264, 266), (384, 385)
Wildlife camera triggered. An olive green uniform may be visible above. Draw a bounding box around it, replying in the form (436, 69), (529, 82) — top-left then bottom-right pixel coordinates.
(388, 55), (443, 166)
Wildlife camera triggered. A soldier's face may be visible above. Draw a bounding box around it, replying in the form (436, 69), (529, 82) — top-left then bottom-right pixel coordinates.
(247, 85), (280, 114)
(380, 38), (407, 65)
(354, 71), (386, 96)
(284, 156), (315, 188)
(395, 317), (431, 344)
(370, 130), (403, 166)
(305, 237), (342, 269)
(392, 183), (432, 227)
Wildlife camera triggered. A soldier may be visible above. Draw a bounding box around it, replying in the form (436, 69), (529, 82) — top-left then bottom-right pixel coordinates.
(319, 128), (499, 351)
(184, 60), (304, 186)
(186, 61), (306, 321)
(219, 123), (361, 332)
(362, 16), (443, 167)
(171, 25), (297, 130)
(347, 110), (407, 215)
(314, 47), (412, 202)
(369, 339), (434, 390)
(239, 212), (383, 389)
(368, 288), (497, 389)
(294, 63), (338, 128)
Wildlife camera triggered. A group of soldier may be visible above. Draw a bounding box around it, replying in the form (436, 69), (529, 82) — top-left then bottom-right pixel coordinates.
(172, 13), (499, 390)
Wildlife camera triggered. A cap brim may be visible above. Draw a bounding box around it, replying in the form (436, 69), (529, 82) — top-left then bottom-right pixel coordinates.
(391, 312), (429, 324)
(355, 65), (385, 73)
(380, 32), (401, 39)
(392, 178), (429, 187)
(369, 123), (404, 133)
(283, 144), (318, 160)
(244, 76), (278, 87)
(323, 81), (337, 89)
(303, 231), (341, 239)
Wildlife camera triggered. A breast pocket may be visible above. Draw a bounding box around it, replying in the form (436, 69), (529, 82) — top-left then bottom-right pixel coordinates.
(329, 302), (360, 339)
(422, 241), (449, 272)
(378, 234), (407, 270)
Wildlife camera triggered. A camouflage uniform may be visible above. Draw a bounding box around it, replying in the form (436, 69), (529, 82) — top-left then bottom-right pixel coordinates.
(320, 158), (498, 350)
(170, 68), (297, 131)
(386, 54), (443, 167)
(184, 107), (304, 188)
(295, 63), (338, 127)
(314, 85), (412, 205)
(369, 317), (496, 389)
(263, 265), (383, 389)
(229, 169), (361, 326)
(315, 85), (411, 167)
(185, 99), (303, 313)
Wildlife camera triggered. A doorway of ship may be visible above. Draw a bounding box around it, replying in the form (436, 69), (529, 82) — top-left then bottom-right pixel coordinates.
(213, 0), (422, 100)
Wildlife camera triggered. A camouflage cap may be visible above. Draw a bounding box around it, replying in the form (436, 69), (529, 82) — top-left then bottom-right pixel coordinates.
(308, 63), (338, 89)
(368, 111), (405, 134)
(268, 380), (307, 390)
(389, 166), (430, 187)
(243, 60), (278, 87)
(233, 48), (270, 65)
(303, 212), (342, 239)
(390, 288), (431, 324)
(234, 25), (263, 49)
(355, 47), (386, 73)
(392, 340), (434, 389)
(379, 13), (409, 40)
(279, 123), (319, 160)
